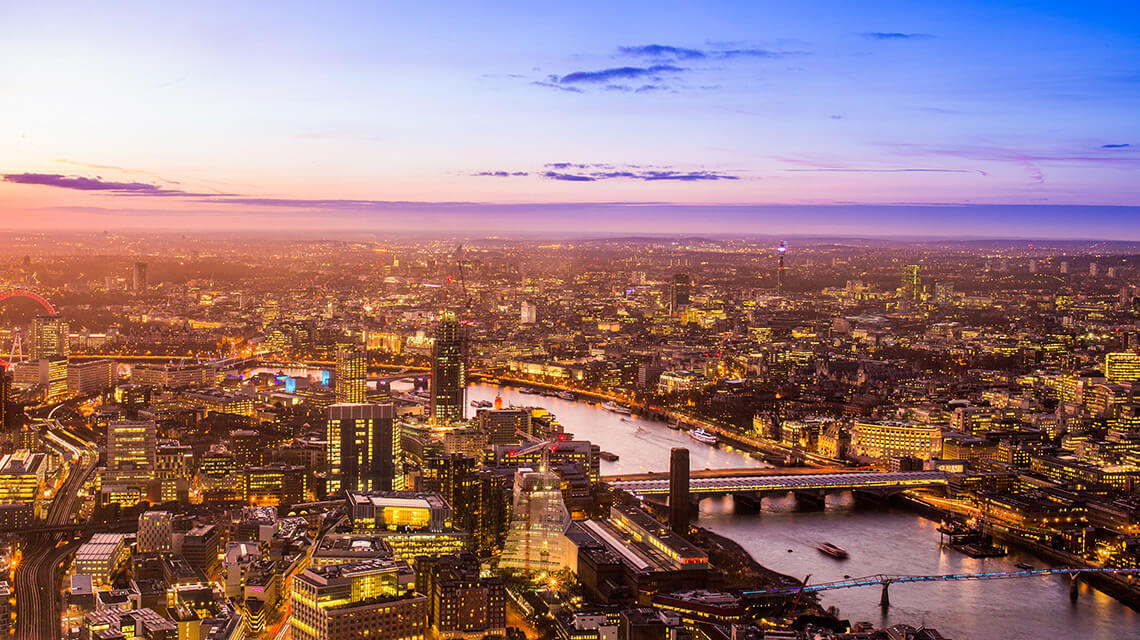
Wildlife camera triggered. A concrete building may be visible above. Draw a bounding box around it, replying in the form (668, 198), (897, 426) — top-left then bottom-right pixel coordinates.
(68, 359), (117, 395)
(137, 511), (173, 554)
(290, 559), (427, 640)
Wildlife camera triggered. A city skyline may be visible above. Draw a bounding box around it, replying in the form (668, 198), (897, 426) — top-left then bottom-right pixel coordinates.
(2, 1), (1139, 237)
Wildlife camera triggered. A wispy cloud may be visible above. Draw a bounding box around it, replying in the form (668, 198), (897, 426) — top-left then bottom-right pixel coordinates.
(529, 42), (800, 95)
(862, 32), (933, 40)
(472, 163), (740, 182)
(2, 173), (230, 196)
(557, 64), (684, 85)
(616, 43), (798, 60)
(786, 168), (987, 176)
(617, 44), (707, 60)
(529, 80), (583, 93)
(1102, 143), (1131, 149)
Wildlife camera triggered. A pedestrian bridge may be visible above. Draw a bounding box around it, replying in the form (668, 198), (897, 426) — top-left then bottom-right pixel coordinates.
(604, 469), (947, 496)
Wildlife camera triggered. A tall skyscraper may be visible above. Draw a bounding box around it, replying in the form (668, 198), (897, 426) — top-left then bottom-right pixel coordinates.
(132, 262), (148, 293)
(326, 403), (401, 495)
(669, 447), (690, 535)
(900, 265), (921, 301)
(335, 341), (367, 404)
(430, 312), (465, 425)
(776, 241), (788, 292)
(520, 301), (537, 324)
(670, 274), (691, 313)
(499, 467), (572, 573)
(31, 314), (68, 360)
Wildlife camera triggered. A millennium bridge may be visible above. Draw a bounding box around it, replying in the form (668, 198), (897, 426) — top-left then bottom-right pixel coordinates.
(742, 567), (1140, 606)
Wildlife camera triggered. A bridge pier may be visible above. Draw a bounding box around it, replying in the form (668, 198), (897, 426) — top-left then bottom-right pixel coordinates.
(852, 488), (890, 508)
(1069, 573), (1080, 601)
(880, 582), (891, 608)
(733, 493), (763, 515)
(793, 490), (826, 512)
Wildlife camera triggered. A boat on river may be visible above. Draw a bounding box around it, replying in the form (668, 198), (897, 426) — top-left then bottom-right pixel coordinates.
(602, 401), (632, 415)
(688, 428), (718, 445)
(557, 390), (575, 400)
(817, 542), (849, 559)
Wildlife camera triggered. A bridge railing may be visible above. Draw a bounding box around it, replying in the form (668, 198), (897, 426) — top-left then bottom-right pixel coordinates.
(742, 567), (1140, 596)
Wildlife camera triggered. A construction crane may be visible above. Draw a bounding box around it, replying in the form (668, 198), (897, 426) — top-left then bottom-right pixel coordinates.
(455, 245), (473, 321)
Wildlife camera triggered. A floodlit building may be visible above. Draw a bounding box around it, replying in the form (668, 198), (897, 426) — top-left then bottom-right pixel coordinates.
(1105, 352), (1140, 383)
(500, 466), (572, 573)
(851, 419), (943, 461)
(290, 559), (427, 640)
(74, 533), (130, 587)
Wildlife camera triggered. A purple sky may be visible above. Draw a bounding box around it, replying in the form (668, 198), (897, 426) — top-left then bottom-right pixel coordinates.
(1, 1), (1138, 237)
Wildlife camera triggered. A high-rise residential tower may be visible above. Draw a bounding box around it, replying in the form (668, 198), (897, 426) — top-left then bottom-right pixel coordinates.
(670, 274), (691, 313)
(430, 312), (465, 425)
(335, 341), (367, 404)
(900, 264), (921, 301)
(326, 403), (401, 495)
(132, 262), (148, 293)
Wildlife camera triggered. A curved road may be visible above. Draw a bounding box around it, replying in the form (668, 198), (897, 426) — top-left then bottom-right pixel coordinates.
(15, 448), (97, 640)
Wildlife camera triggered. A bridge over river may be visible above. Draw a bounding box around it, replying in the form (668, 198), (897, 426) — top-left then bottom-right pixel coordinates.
(604, 468), (947, 497)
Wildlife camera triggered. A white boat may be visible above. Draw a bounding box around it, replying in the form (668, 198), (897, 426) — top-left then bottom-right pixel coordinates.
(688, 428), (718, 445)
(557, 391), (575, 400)
(518, 387), (538, 395)
(602, 401), (633, 415)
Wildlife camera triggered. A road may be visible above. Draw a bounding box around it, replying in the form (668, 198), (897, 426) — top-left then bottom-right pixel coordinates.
(14, 448), (97, 640)
(266, 512), (343, 640)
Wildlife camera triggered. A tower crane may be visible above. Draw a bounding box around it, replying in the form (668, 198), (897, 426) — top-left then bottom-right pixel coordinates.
(455, 245), (473, 322)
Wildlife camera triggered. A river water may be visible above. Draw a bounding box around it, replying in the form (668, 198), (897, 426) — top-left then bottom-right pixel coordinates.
(467, 383), (1140, 640)
(464, 383), (765, 475)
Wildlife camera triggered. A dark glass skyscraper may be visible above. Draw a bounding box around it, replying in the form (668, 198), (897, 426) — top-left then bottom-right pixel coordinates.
(430, 311), (466, 425)
(326, 402), (401, 494)
(670, 274), (691, 313)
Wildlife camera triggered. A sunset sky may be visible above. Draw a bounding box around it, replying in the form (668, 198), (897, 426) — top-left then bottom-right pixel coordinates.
(1, 1), (1138, 237)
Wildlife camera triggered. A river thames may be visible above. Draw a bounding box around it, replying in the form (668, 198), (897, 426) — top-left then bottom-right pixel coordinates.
(466, 383), (1140, 640)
